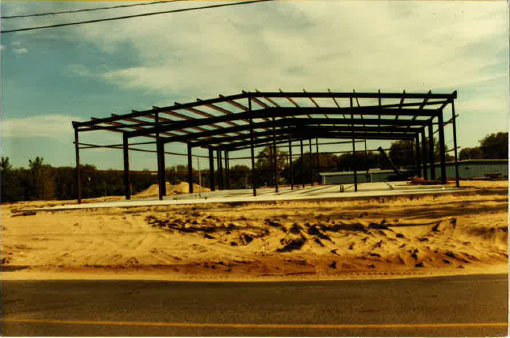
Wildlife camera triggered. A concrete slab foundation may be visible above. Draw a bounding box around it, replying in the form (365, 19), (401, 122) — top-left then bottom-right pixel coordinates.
(37, 182), (464, 211)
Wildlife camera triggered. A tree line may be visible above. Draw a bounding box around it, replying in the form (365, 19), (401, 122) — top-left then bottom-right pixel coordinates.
(1, 132), (506, 202)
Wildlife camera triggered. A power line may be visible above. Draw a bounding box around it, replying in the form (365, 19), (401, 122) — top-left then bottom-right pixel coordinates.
(1, 0), (272, 34)
(1, 0), (190, 19)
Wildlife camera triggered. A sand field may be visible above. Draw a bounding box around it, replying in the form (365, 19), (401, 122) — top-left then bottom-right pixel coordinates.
(1, 180), (507, 281)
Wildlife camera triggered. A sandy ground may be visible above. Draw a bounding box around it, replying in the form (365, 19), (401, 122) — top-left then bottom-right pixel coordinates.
(134, 182), (211, 198)
(1, 180), (507, 281)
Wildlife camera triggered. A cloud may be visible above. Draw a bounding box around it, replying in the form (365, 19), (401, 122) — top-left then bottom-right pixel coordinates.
(67, 63), (94, 77)
(51, 0), (504, 109)
(12, 47), (28, 55)
(1, 114), (78, 139)
(2, 1), (508, 151)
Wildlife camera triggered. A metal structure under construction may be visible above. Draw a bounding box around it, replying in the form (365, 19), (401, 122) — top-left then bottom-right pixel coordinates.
(72, 90), (460, 204)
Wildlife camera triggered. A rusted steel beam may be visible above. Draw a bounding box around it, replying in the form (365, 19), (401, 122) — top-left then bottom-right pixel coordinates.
(219, 94), (248, 111)
(112, 113), (178, 137)
(132, 108), (436, 138)
(302, 89), (316, 119)
(161, 117), (428, 144)
(395, 90), (406, 120)
(73, 91), (456, 128)
(191, 125), (421, 148)
(222, 131), (415, 152)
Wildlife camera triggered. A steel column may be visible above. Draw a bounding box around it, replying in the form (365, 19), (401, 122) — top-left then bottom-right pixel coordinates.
(309, 139), (313, 186)
(249, 98), (256, 196)
(218, 150), (223, 190)
(155, 112), (164, 200)
(415, 134), (422, 177)
(350, 98), (358, 192)
(157, 140), (166, 200)
(421, 129), (428, 179)
(428, 123), (435, 180)
(451, 100), (460, 187)
(438, 110), (447, 184)
(272, 117), (279, 193)
(123, 133), (131, 200)
(187, 143), (194, 193)
(315, 137), (320, 184)
(300, 139), (305, 188)
(288, 137), (294, 189)
(216, 150), (221, 190)
(208, 148), (215, 191)
(74, 128), (82, 204)
(225, 151), (230, 190)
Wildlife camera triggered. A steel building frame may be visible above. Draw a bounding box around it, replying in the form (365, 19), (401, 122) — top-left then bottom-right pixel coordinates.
(72, 90), (459, 203)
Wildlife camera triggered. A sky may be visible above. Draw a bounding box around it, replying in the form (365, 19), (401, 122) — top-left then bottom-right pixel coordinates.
(1, 0), (508, 170)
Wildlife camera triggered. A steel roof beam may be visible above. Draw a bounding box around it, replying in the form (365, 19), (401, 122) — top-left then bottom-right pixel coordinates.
(73, 90), (455, 128)
(128, 107), (439, 138)
(191, 125), (422, 148)
(221, 132), (415, 152)
(157, 117), (430, 144)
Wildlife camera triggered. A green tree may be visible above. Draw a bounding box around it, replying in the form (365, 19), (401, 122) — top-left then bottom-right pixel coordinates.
(458, 132), (507, 160)
(0, 157), (26, 202)
(459, 147), (483, 160)
(28, 157), (55, 200)
(480, 132), (508, 159)
(255, 145), (287, 186)
(388, 140), (415, 168)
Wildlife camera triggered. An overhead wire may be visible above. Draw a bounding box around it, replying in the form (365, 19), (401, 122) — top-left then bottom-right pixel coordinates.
(1, 0), (190, 19)
(1, 0), (272, 34)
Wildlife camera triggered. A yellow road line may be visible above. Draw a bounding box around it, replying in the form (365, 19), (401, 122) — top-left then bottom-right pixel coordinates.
(1, 318), (507, 330)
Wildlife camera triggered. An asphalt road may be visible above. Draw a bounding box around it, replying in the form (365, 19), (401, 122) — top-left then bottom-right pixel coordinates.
(1, 274), (507, 336)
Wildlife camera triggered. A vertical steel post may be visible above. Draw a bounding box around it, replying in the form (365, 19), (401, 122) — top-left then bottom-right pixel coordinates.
(272, 117), (279, 193)
(300, 139), (305, 188)
(74, 127), (82, 204)
(216, 149), (222, 190)
(421, 129), (428, 179)
(157, 140), (166, 200)
(438, 110), (447, 184)
(161, 142), (166, 197)
(451, 99), (460, 187)
(218, 150), (223, 190)
(315, 137), (320, 184)
(350, 97), (358, 192)
(249, 97), (256, 196)
(123, 133), (131, 200)
(428, 123), (435, 180)
(309, 139), (313, 186)
(288, 137), (294, 190)
(208, 148), (215, 191)
(187, 143), (193, 193)
(225, 151), (230, 190)
(415, 134), (421, 177)
(155, 112), (165, 201)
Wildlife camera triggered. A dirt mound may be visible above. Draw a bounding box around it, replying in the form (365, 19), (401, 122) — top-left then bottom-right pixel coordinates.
(135, 182), (211, 197)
